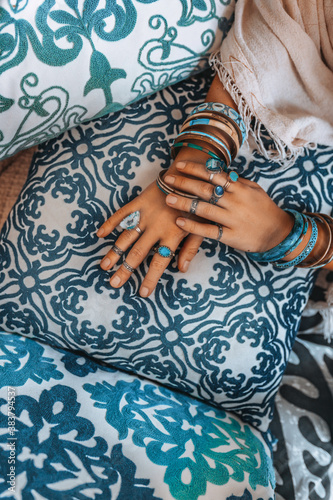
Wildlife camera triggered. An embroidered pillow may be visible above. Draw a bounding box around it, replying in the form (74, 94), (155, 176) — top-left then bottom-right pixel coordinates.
(0, 0), (234, 160)
(0, 71), (332, 432)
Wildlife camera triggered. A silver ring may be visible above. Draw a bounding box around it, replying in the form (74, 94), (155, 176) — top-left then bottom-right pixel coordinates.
(209, 173), (215, 182)
(216, 224), (223, 241)
(135, 226), (143, 234)
(122, 260), (135, 273)
(111, 245), (124, 256)
(190, 199), (199, 214)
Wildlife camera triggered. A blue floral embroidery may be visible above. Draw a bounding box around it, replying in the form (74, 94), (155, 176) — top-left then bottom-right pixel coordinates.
(84, 378), (275, 500)
(0, 385), (160, 499)
(0, 332), (63, 387)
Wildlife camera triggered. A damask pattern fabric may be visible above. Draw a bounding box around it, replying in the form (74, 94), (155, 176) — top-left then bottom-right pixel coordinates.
(0, 70), (332, 433)
(0, 331), (276, 499)
(271, 271), (333, 500)
(0, 0), (235, 160)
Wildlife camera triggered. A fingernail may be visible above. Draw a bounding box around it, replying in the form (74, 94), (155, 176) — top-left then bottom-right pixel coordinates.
(176, 162), (185, 170)
(140, 286), (149, 297)
(164, 175), (175, 185)
(97, 228), (105, 237)
(166, 195), (177, 205)
(176, 218), (186, 227)
(101, 257), (111, 269)
(183, 260), (190, 271)
(110, 275), (121, 287)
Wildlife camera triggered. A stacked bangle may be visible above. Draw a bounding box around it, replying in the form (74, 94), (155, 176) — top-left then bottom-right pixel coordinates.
(171, 101), (247, 166)
(247, 210), (305, 262)
(246, 210), (333, 270)
(156, 170), (199, 199)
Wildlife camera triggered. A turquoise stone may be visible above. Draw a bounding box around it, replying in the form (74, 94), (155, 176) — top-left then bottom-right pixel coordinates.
(158, 246), (171, 257)
(230, 171), (239, 182)
(206, 158), (225, 172)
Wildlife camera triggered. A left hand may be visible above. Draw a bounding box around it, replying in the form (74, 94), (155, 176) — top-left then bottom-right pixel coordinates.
(164, 161), (294, 254)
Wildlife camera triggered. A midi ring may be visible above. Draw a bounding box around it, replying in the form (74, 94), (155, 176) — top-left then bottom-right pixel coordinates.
(216, 224), (223, 241)
(111, 244), (125, 256)
(209, 185), (224, 205)
(223, 171), (239, 192)
(153, 245), (176, 258)
(122, 260), (135, 273)
(190, 199), (199, 214)
(205, 158), (225, 173)
(119, 210), (140, 230)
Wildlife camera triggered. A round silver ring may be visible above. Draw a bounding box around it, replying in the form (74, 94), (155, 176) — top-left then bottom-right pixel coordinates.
(122, 260), (135, 273)
(216, 224), (223, 241)
(190, 199), (199, 215)
(209, 173), (215, 182)
(134, 226), (143, 234)
(111, 245), (125, 256)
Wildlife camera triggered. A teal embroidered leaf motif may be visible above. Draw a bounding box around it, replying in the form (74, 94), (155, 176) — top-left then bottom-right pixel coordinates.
(193, 0), (207, 10)
(0, 95), (14, 113)
(84, 51), (126, 102)
(0, 6), (13, 22)
(64, 0), (79, 9)
(49, 10), (81, 27)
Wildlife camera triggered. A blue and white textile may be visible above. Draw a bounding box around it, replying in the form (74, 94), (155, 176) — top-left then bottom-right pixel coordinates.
(0, 0), (234, 159)
(0, 331), (275, 500)
(0, 70), (332, 432)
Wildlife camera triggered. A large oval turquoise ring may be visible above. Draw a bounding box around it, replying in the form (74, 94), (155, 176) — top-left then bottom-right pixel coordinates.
(153, 245), (176, 259)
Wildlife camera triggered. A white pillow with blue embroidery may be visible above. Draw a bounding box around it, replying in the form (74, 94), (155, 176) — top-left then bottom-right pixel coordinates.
(0, 70), (332, 433)
(0, 330), (275, 500)
(0, 0), (234, 159)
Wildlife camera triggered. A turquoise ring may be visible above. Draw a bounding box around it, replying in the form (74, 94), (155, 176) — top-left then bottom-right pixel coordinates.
(223, 171), (239, 192)
(205, 158), (226, 173)
(153, 245), (176, 259)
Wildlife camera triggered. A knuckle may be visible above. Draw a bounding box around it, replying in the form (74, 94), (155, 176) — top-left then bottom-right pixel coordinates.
(203, 203), (217, 219)
(129, 246), (145, 261)
(202, 182), (213, 197)
(150, 258), (166, 273)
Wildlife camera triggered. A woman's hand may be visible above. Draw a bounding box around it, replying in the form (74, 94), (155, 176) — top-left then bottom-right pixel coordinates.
(97, 178), (204, 297)
(164, 161), (294, 254)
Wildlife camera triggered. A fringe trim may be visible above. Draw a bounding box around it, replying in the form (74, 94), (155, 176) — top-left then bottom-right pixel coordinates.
(209, 53), (316, 171)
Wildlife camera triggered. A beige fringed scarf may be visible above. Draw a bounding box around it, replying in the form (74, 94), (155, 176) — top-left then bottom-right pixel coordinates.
(211, 0), (333, 167)
(210, 0), (333, 339)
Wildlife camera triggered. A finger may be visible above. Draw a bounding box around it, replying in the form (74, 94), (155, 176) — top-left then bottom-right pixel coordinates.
(139, 242), (180, 297)
(165, 194), (230, 227)
(176, 217), (230, 243)
(100, 227), (142, 270)
(109, 233), (156, 288)
(178, 234), (203, 272)
(97, 204), (138, 238)
(174, 160), (257, 188)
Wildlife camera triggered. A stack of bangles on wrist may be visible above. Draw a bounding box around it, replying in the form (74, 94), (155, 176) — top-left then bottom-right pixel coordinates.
(170, 102), (247, 168)
(246, 210), (333, 269)
(156, 102), (247, 198)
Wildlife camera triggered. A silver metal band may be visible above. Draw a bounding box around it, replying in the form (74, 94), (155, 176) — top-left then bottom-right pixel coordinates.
(190, 199), (199, 214)
(122, 260), (135, 273)
(111, 245), (125, 256)
(216, 224), (223, 241)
